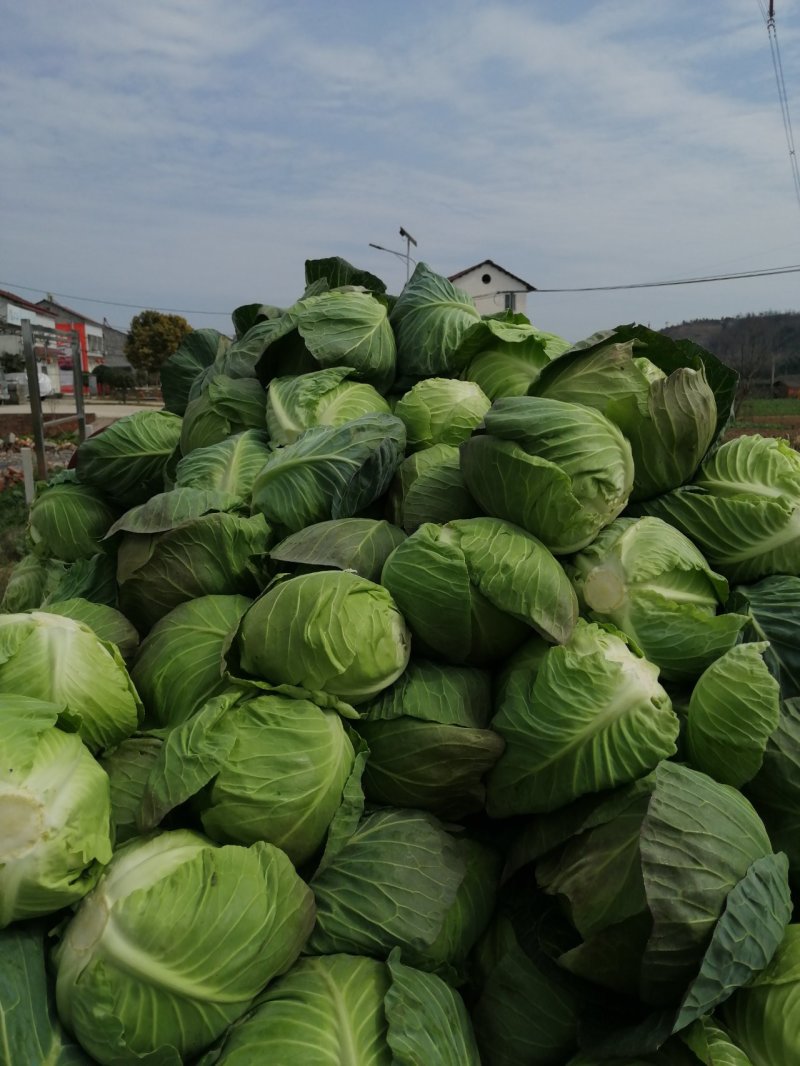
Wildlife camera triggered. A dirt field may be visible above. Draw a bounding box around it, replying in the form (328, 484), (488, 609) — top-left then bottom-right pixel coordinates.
(724, 409), (800, 448)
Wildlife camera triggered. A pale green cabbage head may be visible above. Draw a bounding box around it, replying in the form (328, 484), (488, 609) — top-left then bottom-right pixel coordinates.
(0, 696), (113, 928)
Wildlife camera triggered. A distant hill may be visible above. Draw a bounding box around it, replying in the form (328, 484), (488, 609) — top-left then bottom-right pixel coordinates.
(660, 311), (800, 376)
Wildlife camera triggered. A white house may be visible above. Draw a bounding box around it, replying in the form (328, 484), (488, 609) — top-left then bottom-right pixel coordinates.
(0, 289), (62, 395)
(448, 260), (536, 316)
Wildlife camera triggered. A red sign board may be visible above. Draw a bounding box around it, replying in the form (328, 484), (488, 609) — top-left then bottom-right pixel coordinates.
(55, 322), (89, 393)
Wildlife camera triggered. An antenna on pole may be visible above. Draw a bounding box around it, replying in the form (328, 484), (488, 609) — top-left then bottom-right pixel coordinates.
(399, 227), (417, 282)
(761, 0), (800, 213)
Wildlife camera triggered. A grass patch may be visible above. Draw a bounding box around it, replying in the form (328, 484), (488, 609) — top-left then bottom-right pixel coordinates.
(0, 485), (29, 601)
(737, 398), (800, 417)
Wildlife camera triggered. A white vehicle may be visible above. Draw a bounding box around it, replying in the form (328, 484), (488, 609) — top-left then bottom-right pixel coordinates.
(0, 369), (55, 402)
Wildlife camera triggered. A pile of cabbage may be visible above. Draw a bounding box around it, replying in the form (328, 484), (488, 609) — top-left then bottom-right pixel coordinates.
(2, 257), (800, 1065)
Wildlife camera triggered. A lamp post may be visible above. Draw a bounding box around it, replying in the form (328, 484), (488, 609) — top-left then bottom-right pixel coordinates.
(399, 227), (417, 282)
(368, 227), (419, 284)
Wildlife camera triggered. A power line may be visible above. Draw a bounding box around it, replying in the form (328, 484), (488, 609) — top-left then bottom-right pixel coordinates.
(758, 0), (800, 213)
(3, 260), (800, 316)
(533, 262), (800, 293)
(0, 281), (230, 317)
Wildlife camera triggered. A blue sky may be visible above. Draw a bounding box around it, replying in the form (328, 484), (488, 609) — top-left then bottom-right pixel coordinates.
(2, 0), (800, 342)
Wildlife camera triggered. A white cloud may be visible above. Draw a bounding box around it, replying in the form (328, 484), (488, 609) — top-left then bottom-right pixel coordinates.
(2, 0), (800, 341)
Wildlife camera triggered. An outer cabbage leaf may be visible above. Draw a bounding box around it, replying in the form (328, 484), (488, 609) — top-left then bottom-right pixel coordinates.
(695, 433), (800, 500)
(1, 554), (67, 613)
(173, 430), (271, 504)
(635, 436), (800, 582)
(308, 807), (465, 958)
(139, 690), (355, 865)
(196, 954), (393, 1065)
(565, 322), (738, 445)
(621, 367), (717, 501)
(531, 340), (650, 415)
(746, 697), (800, 890)
(680, 1018), (754, 1065)
(99, 733), (164, 843)
(131, 594), (251, 727)
(117, 511), (269, 633)
(231, 302), (285, 340)
(160, 328), (230, 416)
(356, 669), (501, 815)
(471, 912), (581, 1066)
(457, 316), (556, 399)
(292, 289), (396, 393)
(357, 716), (504, 817)
(637, 488), (800, 583)
(389, 263), (481, 379)
(269, 518), (406, 583)
(389, 444), (480, 533)
(106, 487), (243, 537)
(686, 643), (781, 787)
(356, 661), (503, 812)
(266, 366), (390, 445)
(360, 658), (491, 727)
(401, 838), (501, 978)
(28, 483), (118, 561)
(223, 314), (302, 382)
(531, 340), (717, 500)
(722, 924), (800, 1066)
(74, 410), (183, 507)
(305, 255), (387, 294)
(638, 763), (774, 1006)
(0, 922), (94, 1064)
(44, 553), (119, 609)
(255, 290), (396, 393)
(486, 621), (678, 815)
(180, 375), (267, 455)
(43, 598), (139, 660)
(537, 765), (787, 1056)
(384, 951), (481, 1065)
(731, 575), (800, 699)
(197, 949), (481, 1066)
(251, 413), (406, 535)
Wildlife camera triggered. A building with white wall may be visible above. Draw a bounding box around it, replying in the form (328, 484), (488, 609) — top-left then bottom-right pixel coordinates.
(0, 289), (61, 394)
(448, 260), (536, 316)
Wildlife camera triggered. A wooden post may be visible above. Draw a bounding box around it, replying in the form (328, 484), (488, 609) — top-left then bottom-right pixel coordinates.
(21, 319), (47, 480)
(21, 447), (36, 504)
(71, 331), (87, 442)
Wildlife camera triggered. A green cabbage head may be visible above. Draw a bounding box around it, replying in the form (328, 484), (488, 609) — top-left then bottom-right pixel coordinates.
(723, 923), (800, 1066)
(0, 696), (113, 928)
(568, 516), (747, 683)
(53, 830), (315, 1064)
(460, 397), (634, 553)
(238, 570), (411, 705)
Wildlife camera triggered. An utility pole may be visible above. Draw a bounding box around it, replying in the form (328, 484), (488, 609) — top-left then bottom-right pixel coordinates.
(368, 232), (419, 286)
(399, 227), (417, 283)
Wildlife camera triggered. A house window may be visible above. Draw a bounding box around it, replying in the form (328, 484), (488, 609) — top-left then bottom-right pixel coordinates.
(481, 273), (492, 284)
(504, 292), (516, 311)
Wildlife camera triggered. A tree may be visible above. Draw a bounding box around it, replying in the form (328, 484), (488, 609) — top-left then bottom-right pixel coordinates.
(94, 364), (136, 402)
(125, 311), (192, 376)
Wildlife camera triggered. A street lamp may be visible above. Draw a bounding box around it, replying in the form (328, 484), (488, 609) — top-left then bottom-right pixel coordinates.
(368, 226), (419, 283)
(399, 227), (417, 282)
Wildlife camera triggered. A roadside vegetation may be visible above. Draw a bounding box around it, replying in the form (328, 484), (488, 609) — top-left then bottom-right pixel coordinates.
(0, 483), (27, 597)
